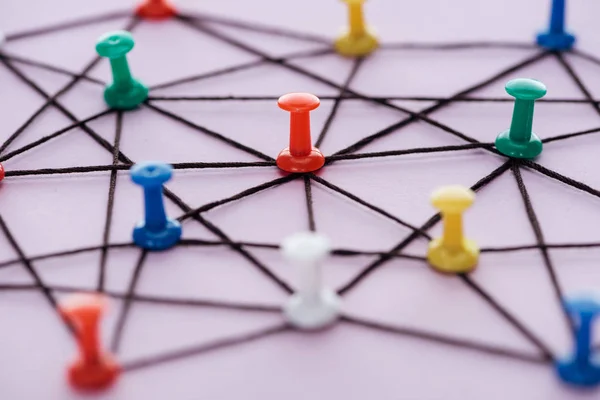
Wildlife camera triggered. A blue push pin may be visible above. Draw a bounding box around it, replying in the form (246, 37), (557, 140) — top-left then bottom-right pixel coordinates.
(536, 0), (576, 51)
(556, 296), (600, 387)
(130, 162), (182, 251)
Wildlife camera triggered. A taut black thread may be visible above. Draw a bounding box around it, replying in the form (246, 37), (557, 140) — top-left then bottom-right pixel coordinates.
(97, 111), (124, 292)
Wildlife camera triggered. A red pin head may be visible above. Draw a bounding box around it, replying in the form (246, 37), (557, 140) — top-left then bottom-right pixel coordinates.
(59, 293), (120, 391)
(136, 0), (177, 20)
(277, 93), (325, 173)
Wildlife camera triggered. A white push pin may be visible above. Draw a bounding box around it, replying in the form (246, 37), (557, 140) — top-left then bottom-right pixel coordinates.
(282, 231), (341, 330)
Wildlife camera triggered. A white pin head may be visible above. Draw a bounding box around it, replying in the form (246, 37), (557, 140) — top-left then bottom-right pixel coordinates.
(281, 231), (331, 264)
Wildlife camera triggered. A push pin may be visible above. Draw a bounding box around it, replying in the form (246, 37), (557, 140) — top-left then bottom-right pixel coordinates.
(495, 79), (546, 159)
(277, 93), (325, 173)
(334, 0), (379, 57)
(130, 162), (182, 251)
(282, 231), (341, 330)
(96, 31), (148, 110)
(556, 296), (600, 387)
(136, 0), (177, 20)
(537, 0), (576, 51)
(59, 293), (119, 391)
(427, 186), (479, 274)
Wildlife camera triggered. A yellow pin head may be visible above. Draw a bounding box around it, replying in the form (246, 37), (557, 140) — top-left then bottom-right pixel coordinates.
(431, 185), (475, 214)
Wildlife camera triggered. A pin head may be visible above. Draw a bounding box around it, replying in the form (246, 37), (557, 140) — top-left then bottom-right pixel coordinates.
(505, 79), (547, 101)
(130, 162), (173, 186)
(278, 93), (320, 113)
(136, 0), (177, 20)
(282, 232), (331, 264)
(96, 31), (135, 59)
(564, 296), (600, 319)
(431, 185), (475, 214)
(59, 293), (106, 322)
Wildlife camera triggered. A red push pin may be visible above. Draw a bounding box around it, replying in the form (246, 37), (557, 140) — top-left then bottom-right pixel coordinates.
(136, 0), (177, 20)
(59, 293), (120, 391)
(0, 164), (6, 182)
(277, 93), (325, 173)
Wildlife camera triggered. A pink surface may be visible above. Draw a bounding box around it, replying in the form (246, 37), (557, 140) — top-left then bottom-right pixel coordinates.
(1, 0), (600, 399)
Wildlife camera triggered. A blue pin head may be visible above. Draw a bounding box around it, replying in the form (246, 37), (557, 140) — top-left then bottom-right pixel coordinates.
(564, 296), (600, 320)
(130, 162), (173, 187)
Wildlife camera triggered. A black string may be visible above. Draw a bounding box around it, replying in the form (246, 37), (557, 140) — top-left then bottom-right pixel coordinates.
(1, 52), (105, 85)
(571, 48), (600, 70)
(0, 239), (428, 271)
(0, 109), (114, 162)
(0, 56), (104, 155)
(379, 41), (538, 51)
(111, 250), (149, 353)
(0, 214), (71, 333)
(122, 323), (290, 372)
(458, 274), (554, 360)
(554, 52), (600, 116)
(0, 282), (282, 313)
(149, 47), (333, 91)
(303, 175), (317, 231)
(180, 11), (331, 44)
(522, 160), (600, 198)
(543, 126), (600, 144)
(326, 143), (494, 163)
(4, 10), (132, 41)
(309, 174), (432, 239)
(342, 315), (550, 365)
(315, 57), (365, 148)
(97, 111), (123, 292)
(5, 161), (276, 178)
(0, 242), (135, 269)
(161, 185), (295, 294)
(481, 241), (600, 253)
(144, 102), (275, 162)
(176, 174), (299, 222)
(510, 161), (574, 335)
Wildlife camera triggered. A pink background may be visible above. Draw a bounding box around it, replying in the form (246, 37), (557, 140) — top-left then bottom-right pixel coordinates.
(0, 0), (600, 399)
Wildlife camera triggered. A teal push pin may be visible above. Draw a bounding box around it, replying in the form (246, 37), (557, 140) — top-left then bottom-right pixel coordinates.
(96, 31), (148, 110)
(495, 79), (546, 159)
(537, 0), (576, 51)
(556, 296), (600, 387)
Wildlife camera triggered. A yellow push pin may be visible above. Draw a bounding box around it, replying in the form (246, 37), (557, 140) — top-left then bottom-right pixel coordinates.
(426, 185), (479, 274)
(334, 0), (379, 57)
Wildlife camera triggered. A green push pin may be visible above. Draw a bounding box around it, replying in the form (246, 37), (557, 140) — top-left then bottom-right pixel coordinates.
(495, 78), (547, 159)
(96, 31), (148, 110)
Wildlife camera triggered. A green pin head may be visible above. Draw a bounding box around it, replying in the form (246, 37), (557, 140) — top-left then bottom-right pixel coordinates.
(96, 31), (135, 59)
(505, 78), (547, 101)
(495, 78), (546, 159)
